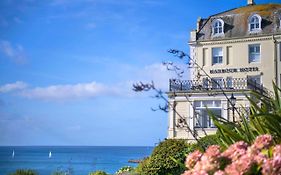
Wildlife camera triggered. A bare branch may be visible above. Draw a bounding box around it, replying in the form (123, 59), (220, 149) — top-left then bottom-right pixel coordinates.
(132, 81), (203, 144)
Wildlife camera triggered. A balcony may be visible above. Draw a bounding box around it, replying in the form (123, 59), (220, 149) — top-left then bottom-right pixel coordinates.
(169, 78), (265, 93)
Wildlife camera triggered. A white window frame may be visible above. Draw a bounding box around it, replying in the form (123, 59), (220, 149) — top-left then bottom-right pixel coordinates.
(248, 14), (262, 32)
(212, 47), (223, 65)
(248, 44), (261, 63)
(212, 19), (224, 36)
(194, 100), (222, 128)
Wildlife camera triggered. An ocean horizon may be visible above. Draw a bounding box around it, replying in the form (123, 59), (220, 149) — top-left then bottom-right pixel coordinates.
(0, 146), (153, 175)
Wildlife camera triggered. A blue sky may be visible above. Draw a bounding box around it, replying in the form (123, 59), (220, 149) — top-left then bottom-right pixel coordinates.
(0, 0), (280, 146)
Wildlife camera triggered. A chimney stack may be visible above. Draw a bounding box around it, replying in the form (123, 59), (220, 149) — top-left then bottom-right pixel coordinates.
(196, 17), (202, 31)
(247, 0), (255, 5)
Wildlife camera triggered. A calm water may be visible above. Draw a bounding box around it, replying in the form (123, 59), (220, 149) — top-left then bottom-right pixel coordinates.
(0, 146), (153, 175)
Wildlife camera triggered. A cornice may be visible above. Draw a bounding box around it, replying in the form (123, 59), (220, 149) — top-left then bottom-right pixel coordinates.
(188, 34), (281, 46)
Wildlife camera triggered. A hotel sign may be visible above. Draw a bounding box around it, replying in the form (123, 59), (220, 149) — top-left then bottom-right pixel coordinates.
(210, 67), (259, 74)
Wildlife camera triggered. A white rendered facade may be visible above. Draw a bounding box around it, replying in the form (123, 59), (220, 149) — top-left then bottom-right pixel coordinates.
(167, 2), (281, 141)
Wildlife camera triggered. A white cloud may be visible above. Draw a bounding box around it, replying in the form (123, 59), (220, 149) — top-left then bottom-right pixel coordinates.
(20, 81), (120, 100)
(134, 63), (187, 91)
(0, 62), (188, 101)
(0, 81), (28, 93)
(0, 40), (27, 64)
(142, 64), (173, 90)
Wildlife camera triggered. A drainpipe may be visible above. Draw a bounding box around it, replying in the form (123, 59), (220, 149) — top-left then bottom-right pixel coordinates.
(273, 35), (278, 85)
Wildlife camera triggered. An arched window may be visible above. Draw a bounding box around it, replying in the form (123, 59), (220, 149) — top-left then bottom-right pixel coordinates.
(212, 19), (224, 35)
(249, 14), (261, 32)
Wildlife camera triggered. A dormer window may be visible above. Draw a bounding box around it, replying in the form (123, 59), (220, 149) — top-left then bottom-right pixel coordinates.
(249, 14), (262, 32)
(212, 19), (224, 36)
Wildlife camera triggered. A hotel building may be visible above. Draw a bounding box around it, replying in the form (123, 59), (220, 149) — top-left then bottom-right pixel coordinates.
(167, 0), (281, 141)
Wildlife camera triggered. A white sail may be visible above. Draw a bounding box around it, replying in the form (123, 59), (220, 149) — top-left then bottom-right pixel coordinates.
(49, 151), (52, 158)
(12, 150), (15, 158)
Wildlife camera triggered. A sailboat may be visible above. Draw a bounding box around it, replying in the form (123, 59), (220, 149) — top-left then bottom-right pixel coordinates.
(12, 150), (15, 158)
(49, 151), (52, 158)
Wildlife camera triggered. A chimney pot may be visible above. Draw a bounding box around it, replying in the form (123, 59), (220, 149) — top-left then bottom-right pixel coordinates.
(247, 0), (255, 5)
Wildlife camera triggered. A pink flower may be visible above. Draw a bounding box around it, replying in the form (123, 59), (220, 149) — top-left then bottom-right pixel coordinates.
(193, 160), (220, 174)
(222, 141), (248, 161)
(205, 145), (221, 160)
(262, 159), (273, 175)
(225, 154), (255, 175)
(181, 135), (280, 175)
(185, 150), (202, 169)
(262, 157), (281, 175)
(253, 152), (267, 165)
(194, 170), (208, 175)
(182, 170), (208, 175)
(272, 156), (281, 174)
(252, 134), (273, 150)
(193, 146), (221, 173)
(273, 145), (281, 158)
(213, 170), (225, 175)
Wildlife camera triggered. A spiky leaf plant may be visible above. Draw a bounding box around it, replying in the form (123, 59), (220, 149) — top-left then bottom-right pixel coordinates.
(212, 82), (281, 148)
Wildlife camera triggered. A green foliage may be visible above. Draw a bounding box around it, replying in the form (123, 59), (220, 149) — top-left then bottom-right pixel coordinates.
(116, 166), (134, 175)
(9, 169), (38, 175)
(52, 171), (65, 175)
(134, 157), (150, 174)
(193, 134), (220, 151)
(88, 170), (108, 175)
(212, 82), (281, 148)
(136, 139), (191, 175)
(52, 167), (73, 175)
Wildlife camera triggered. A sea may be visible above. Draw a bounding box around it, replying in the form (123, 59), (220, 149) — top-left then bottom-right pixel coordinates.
(0, 146), (153, 175)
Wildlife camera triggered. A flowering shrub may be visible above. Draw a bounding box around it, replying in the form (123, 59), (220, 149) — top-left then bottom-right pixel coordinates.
(115, 166), (134, 175)
(182, 135), (281, 175)
(88, 170), (108, 175)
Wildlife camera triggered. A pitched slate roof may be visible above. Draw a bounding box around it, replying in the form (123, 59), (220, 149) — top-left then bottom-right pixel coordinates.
(196, 4), (281, 41)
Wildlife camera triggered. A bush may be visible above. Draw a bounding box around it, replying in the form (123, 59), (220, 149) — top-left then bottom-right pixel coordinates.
(192, 134), (220, 151)
(52, 171), (65, 175)
(116, 166), (135, 175)
(134, 157), (150, 174)
(9, 169), (38, 175)
(88, 170), (108, 175)
(136, 139), (191, 175)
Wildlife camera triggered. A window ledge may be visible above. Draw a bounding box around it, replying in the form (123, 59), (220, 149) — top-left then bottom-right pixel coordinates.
(194, 127), (217, 131)
(212, 63), (224, 66)
(249, 29), (262, 34)
(212, 33), (225, 38)
(248, 61), (261, 64)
